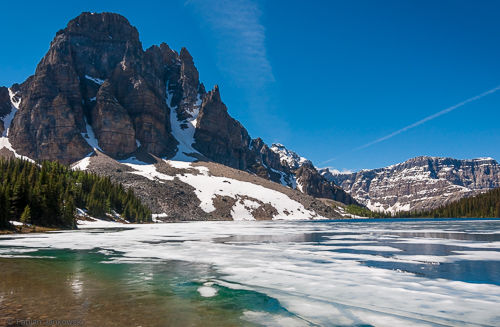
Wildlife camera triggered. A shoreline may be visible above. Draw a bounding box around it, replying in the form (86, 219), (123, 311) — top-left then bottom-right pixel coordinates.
(0, 225), (60, 235)
(3, 216), (500, 235)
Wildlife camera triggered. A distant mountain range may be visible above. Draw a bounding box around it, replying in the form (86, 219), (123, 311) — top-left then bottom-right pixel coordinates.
(321, 156), (500, 213)
(0, 12), (356, 221)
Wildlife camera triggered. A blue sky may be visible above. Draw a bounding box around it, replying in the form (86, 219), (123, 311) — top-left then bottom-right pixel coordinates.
(1, 0), (500, 171)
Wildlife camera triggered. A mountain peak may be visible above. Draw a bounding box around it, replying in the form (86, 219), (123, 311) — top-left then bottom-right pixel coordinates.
(207, 85), (221, 103)
(270, 143), (310, 169)
(180, 47), (193, 61)
(63, 12), (140, 44)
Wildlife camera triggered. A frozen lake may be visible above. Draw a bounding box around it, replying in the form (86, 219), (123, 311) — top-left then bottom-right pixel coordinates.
(1, 218), (499, 326)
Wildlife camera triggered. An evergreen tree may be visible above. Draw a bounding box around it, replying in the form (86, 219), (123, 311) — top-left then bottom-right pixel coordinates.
(397, 187), (500, 218)
(0, 188), (9, 228)
(20, 205), (31, 224)
(0, 158), (152, 229)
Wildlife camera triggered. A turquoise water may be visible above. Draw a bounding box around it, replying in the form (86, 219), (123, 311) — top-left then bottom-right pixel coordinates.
(0, 218), (499, 326)
(0, 249), (294, 326)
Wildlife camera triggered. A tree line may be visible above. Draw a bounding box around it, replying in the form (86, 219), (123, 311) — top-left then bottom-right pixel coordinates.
(0, 158), (151, 229)
(398, 187), (500, 218)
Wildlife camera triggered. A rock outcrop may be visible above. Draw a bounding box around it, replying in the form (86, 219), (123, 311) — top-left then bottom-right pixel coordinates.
(322, 156), (500, 213)
(297, 163), (358, 205)
(8, 12), (178, 162)
(194, 85), (252, 170)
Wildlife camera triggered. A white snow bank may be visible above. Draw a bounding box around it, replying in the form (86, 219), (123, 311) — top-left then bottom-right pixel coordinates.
(152, 213), (168, 223)
(77, 218), (127, 228)
(72, 156), (91, 171)
(121, 159), (320, 220)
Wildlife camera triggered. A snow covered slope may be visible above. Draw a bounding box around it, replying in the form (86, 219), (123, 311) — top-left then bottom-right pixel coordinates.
(72, 152), (343, 221)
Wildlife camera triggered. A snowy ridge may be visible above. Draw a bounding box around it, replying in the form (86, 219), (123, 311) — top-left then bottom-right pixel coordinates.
(167, 81), (202, 162)
(270, 143), (310, 169)
(319, 167), (353, 177)
(121, 158), (322, 220)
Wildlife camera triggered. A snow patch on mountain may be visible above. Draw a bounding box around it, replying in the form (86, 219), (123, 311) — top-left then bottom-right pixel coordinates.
(231, 198), (261, 221)
(296, 180), (304, 193)
(81, 117), (102, 153)
(167, 82), (201, 162)
(270, 143), (310, 169)
(72, 156), (91, 171)
(0, 90), (33, 162)
(265, 164), (297, 189)
(2, 90), (18, 138)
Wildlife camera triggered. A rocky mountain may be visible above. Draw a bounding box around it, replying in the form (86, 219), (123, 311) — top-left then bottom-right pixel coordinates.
(321, 156), (500, 213)
(0, 12), (356, 220)
(270, 143), (311, 169)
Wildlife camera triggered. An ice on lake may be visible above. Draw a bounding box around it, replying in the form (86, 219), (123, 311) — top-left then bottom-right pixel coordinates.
(0, 218), (499, 326)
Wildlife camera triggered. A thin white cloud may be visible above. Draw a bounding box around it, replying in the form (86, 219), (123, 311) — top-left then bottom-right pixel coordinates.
(186, 0), (289, 145)
(320, 84), (500, 165)
(354, 85), (500, 151)
(186, 0), (274, 86)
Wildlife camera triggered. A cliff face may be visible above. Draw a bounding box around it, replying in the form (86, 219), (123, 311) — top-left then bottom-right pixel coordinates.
(297, 163), (358, 205)
(193, 86), (252, 170)
(322, 156), (500, 213)
(7, 13), (180, 162)
(0, 12), (355, 207)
